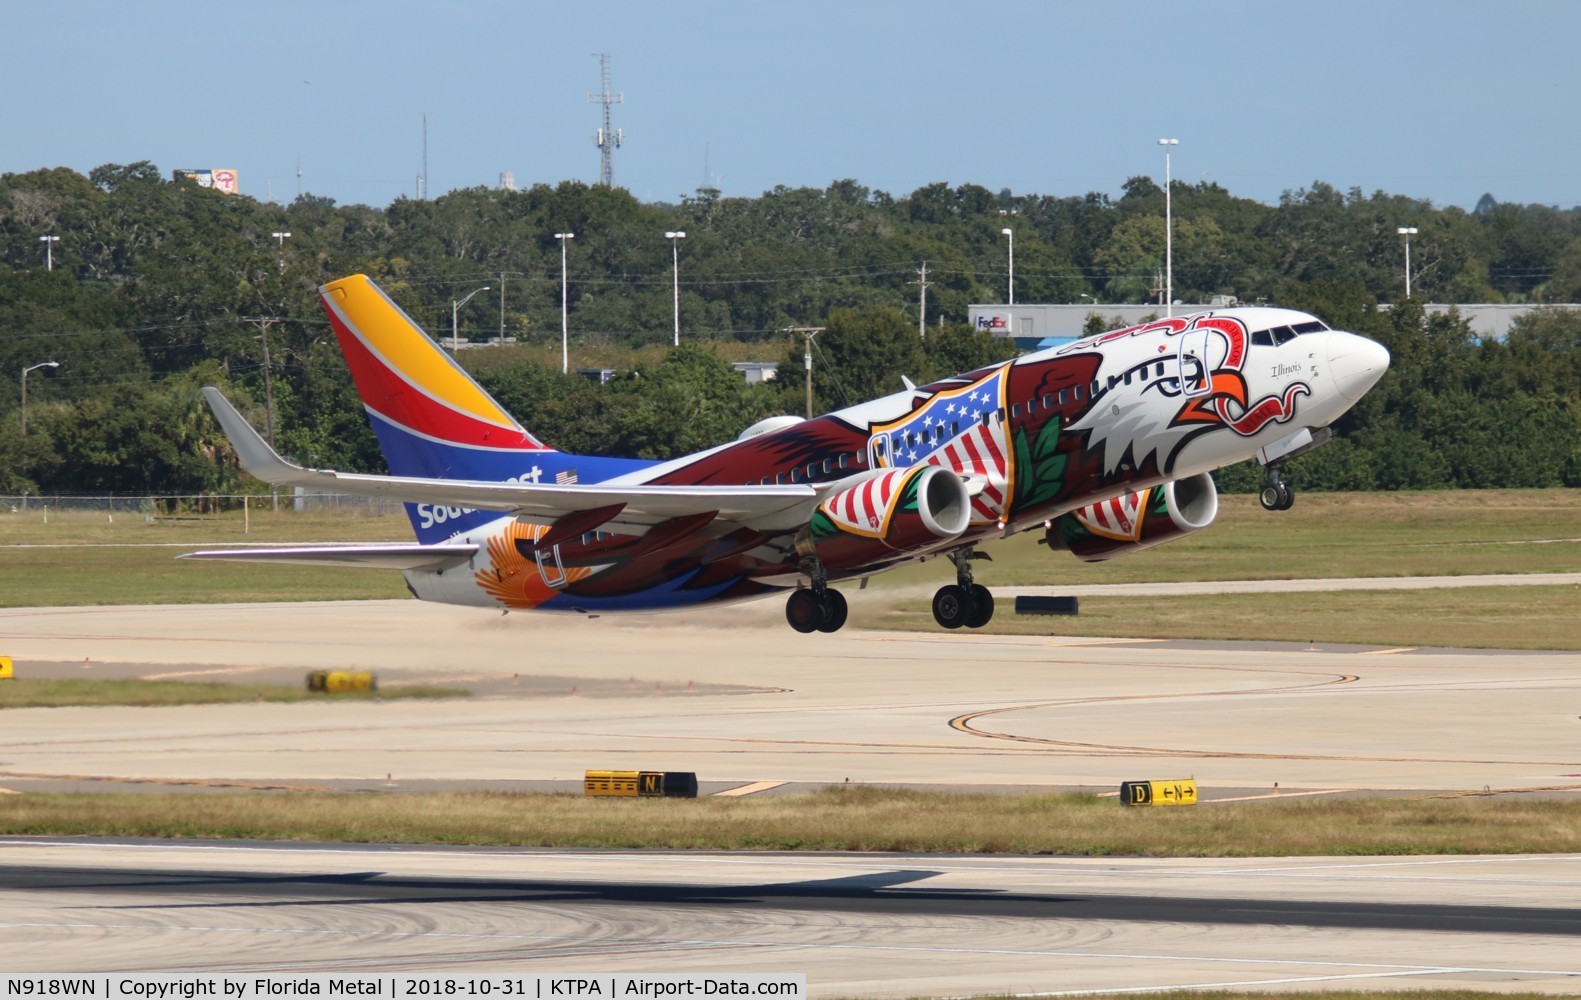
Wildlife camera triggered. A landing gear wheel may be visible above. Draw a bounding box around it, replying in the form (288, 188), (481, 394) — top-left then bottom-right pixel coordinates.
(1259, 481), (1295, 511)
(964, 584), (995, 628)
(785, 589), (820, 633)
(932, 584), (971, 630)
(816, 589), (848, 633)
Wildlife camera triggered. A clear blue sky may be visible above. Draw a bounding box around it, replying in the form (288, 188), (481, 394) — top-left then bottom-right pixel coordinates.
(10, 0), (1579, 211)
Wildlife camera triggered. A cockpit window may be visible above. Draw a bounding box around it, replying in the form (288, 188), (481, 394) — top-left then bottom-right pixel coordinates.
(1251, 320), (1329, 347)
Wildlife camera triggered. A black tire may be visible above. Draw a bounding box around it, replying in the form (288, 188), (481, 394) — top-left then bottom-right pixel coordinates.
(965, 584), (995, 628)
(1277, 483), (1296, 510)
(816, 589), (848, 633)
(785, 589), (820, 633)
(932, 584), (971, 629)
(1259, 484), (1282, 511)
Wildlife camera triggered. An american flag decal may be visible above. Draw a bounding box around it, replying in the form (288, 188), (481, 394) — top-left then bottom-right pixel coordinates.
(817, 467), (923, 539)
(868, 364), (1014, 525)
(1073, 488), (1154, 542)
(555, 469), (579, 485)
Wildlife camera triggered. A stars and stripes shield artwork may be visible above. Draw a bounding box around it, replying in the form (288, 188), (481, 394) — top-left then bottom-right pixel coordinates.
(867, 363), (1014, 525)
(815, 466), (923, 539)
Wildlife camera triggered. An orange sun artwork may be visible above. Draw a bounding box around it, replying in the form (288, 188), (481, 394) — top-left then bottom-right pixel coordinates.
(474, 521), (596, 610)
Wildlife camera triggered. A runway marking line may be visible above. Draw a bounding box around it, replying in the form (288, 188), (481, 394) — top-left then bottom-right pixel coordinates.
(1209, 788), (1355, 803)
(1044, 638), (1164, 647)
(1360, 646), (1419, 656)
(712, 781), (787, 797)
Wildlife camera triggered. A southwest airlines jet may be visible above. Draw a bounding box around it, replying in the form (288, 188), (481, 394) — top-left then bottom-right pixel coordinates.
(188, 274), (1389, 633)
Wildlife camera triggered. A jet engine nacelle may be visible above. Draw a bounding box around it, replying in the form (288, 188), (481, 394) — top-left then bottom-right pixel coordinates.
(1044, 473), (1219, 562)
(796, 465), (971, 572)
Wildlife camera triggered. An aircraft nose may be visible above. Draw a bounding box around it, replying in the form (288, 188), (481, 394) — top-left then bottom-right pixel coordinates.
(1326, 332), (1390, 403)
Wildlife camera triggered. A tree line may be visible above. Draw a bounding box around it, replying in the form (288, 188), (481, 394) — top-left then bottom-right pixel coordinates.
(1, 161), (1579, 496)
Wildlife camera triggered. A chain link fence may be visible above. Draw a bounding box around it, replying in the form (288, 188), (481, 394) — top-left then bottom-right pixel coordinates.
(2, 491), (398, 518)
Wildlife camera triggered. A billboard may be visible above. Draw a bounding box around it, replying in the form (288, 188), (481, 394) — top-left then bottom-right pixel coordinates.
(172, 168), (239, 195)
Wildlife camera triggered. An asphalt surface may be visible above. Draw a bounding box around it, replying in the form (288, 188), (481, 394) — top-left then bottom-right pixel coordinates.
(3, 840), (1581, 994)
(2, 594), (1581, 993)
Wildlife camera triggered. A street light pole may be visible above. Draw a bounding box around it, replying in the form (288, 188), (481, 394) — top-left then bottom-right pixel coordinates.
(39, 234), (60, 272)
(20, 361), (60, 436)
(270, 231), (291, 273)
(450, 285), (491, 353)
(556, 233), (575, 374)
(665, 231), (686, 346)
(1001, 227), (1014, 305)
(1397, 227), (1418, 298)
(1158, 138), (1178, 316)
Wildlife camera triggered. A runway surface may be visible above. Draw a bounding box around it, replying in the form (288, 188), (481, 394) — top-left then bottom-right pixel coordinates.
(3, 839), (1580, 994)
(1, 598), (1580, 794)
(3, 597), (1581, 994)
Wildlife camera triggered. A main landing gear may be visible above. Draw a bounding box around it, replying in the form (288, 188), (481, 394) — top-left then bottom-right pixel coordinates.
(931, 549), (995, 630)
(1258, 467), (1295, 511)
(785, 559), (849, 634)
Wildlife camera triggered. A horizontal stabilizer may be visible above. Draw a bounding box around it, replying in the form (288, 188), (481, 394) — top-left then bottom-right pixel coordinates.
(179, 543), (478, 571)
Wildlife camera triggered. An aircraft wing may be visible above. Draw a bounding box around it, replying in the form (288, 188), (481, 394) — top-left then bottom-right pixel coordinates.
(179, 543), (479, 570)
(203, 387), (820, 529)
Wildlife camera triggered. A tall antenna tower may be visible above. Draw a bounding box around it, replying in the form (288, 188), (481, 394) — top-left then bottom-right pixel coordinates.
(588, 53), (623, 186)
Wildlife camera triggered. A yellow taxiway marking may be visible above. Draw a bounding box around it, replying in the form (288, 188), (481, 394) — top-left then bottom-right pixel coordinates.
(1360, 647), (1419, 656)
(1210, 788), (1355, 803)
(713, 781), (787, 797)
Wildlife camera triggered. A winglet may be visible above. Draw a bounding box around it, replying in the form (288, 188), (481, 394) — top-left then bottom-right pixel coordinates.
(202, 387), (317, 487)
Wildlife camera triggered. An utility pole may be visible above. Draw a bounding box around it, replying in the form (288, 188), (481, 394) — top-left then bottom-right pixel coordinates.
(589, 53), (623, 186)
(786, 327), (825, 419)
(499, 273), (507, 341)
(241, 317), (282, 448)
(910, 262), (932, 339)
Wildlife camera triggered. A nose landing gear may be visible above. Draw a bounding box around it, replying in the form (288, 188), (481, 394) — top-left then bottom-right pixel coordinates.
(1259, 470), (1295, 511)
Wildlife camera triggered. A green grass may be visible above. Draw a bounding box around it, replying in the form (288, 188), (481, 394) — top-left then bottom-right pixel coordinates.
(870, 488), (1581, 589)
(863, 584), (1581, 650)
(0, 677), (468, 708)
(4, 786), (1581, 856)
(3, 490), (1577, 650)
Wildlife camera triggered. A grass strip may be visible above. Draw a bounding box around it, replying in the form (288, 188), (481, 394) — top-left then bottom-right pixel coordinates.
(4, 787), (1581, 856)
(0, 678), (468, 709)
(862, 585), (1581, 650)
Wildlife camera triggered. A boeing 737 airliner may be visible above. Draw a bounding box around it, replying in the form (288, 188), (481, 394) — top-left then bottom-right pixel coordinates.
(187, 274), (1389, 633)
